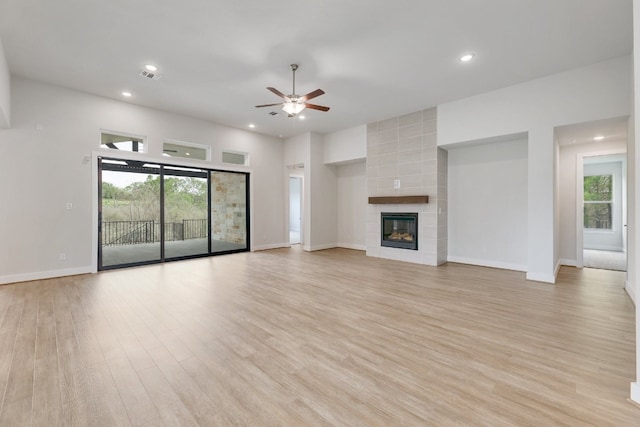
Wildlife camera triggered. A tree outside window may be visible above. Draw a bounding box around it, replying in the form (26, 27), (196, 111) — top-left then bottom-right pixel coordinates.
(584, 174), (612, 230)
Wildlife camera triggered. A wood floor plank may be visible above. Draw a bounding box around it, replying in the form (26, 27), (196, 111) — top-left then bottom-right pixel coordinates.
(3, 335), (36, 405)
(0, 247), (638, 425)
(136, 366), (199, 427)
(0, 396), (32, 426)
(179, 356), (263, 426)
(84, 362), (131, 426)
(107, 355), (159, 427)
(32, 355), (64, 427)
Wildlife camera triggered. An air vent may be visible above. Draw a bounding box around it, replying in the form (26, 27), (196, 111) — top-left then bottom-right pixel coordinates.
(268, 111), (278, 116)
(139, 70), (162, 80)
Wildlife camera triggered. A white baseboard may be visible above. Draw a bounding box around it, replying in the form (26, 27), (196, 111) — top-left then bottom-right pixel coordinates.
(559, 259), (577, 267)
(625, 280), (636, 305)
(308, 244), (338, 252)
(337, 243), (366, 251)
(584, 244), (624, 252)
(0, 266), (92, 285)
(631, 383), (640, 405)
(446, 256), (527, 273)
(526, 271), (556, 284)
(252, 243), (290, 251)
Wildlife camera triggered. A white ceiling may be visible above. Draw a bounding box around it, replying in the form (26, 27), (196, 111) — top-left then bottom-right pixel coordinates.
(556, 116), (629, 147)
(0, 0), (632, 139)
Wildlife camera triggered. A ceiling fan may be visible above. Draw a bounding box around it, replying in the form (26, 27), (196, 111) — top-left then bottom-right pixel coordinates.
(255, 64), (330, 117)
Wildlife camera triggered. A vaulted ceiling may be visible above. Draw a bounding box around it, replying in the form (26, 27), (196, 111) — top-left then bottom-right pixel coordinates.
(0, 0), (632, 138)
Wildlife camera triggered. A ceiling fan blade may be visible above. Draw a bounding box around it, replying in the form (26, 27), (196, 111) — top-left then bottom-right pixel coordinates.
(304, 103), (330, 112)
(300, 89), (325, 102)
(267, 87), (287, 98)
(255, 103), (283, 108)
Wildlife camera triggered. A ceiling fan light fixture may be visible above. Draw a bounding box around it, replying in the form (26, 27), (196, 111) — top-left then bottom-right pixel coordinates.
(282, 101), (306, 115)
(256, 64), (329, 116)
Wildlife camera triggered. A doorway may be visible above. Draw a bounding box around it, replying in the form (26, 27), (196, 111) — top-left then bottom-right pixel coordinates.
(556, 116), (628, 272)
(289, 176), (302, 245)
(581, 154), (627, 271)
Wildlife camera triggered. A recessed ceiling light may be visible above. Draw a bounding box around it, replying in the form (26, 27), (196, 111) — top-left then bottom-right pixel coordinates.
(593, 136), (605, 141)
(298, 115), (306, 120)
(144, 64), (157, 72)
(248, 124), (256, 128)
(121, 91), (132, 97)
(185, 152), (190, 156)
(460, 53), (475, 62)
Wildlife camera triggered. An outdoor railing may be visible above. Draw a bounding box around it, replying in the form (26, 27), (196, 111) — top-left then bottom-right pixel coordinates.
(102, 219), (208, 246)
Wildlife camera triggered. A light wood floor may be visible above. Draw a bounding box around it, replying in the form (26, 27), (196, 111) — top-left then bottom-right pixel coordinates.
(0, 247), (638, 426)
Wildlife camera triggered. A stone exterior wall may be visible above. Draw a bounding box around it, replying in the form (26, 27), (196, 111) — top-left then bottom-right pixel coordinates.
(211, 172), (247, 244)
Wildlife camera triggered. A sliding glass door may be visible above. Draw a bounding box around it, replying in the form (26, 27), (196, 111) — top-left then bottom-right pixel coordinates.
(99, 160), (162, 268)
(98, 157), (249, 270)
(164, 166), (209, 259)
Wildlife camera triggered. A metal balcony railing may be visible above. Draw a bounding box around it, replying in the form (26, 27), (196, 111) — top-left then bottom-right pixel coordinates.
(102, 219), (208, 246)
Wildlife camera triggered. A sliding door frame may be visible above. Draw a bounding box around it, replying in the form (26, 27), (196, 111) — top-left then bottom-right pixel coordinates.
(97, 155), (250, 271)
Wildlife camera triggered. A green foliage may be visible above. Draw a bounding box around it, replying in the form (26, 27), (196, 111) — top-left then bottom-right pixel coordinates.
(583, 174), (612, 229)
(583, 175), (612, 201)
(102, 175), (208, 222)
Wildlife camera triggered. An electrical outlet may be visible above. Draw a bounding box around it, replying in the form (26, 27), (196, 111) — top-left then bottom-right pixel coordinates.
(59, 253), (66, 261)
(394, 179), (401, 189)
(66, 202), (73, 210)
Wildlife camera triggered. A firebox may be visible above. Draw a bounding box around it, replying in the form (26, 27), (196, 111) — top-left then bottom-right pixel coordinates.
(381, 212), (418, 250)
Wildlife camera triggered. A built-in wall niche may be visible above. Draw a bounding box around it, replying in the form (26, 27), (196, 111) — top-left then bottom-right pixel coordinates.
(100, 131), (145, 153)
(163, 139), (209, 161)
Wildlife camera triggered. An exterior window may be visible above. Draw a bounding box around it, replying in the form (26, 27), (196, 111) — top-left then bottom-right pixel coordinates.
(222, 151), (247, 165)
(584, 174), (612, 230)
(101, 132), (145, 152)
(163, 140), (209, 161)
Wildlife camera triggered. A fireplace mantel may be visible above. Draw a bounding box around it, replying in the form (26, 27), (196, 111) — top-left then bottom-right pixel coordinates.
(368, 195), (429, 204)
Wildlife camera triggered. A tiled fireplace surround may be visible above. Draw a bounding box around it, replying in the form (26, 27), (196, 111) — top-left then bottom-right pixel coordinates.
(366, 107), (447, 265)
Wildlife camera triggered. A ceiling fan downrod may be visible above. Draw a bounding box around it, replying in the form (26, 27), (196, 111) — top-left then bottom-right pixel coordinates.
(290, 64), (298, 96)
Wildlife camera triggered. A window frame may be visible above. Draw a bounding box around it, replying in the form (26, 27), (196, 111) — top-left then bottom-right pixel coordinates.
(163, 139), (211, 161)
(100, 130), (147, 154)
(222, 150), (249, 166)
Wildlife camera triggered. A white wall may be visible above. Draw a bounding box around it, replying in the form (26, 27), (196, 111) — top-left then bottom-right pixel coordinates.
(324, 125), (366, 164)
(284, 132), (339, 251)
(631, 0), (640, 406)
(285, 133), (311, 248)
(447, 138), (528, 271)
(627, 115), (636, 304)
(0, 77), (286, 284)
(284, 132), (310, 167)
(0, 37), (10, 128)
(439, 55), (632, 282)
(309, 132), (338, 250)
(558, 140), (627, 264)
(583, 160), (625, 251)
(337, 161), (366, 250)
